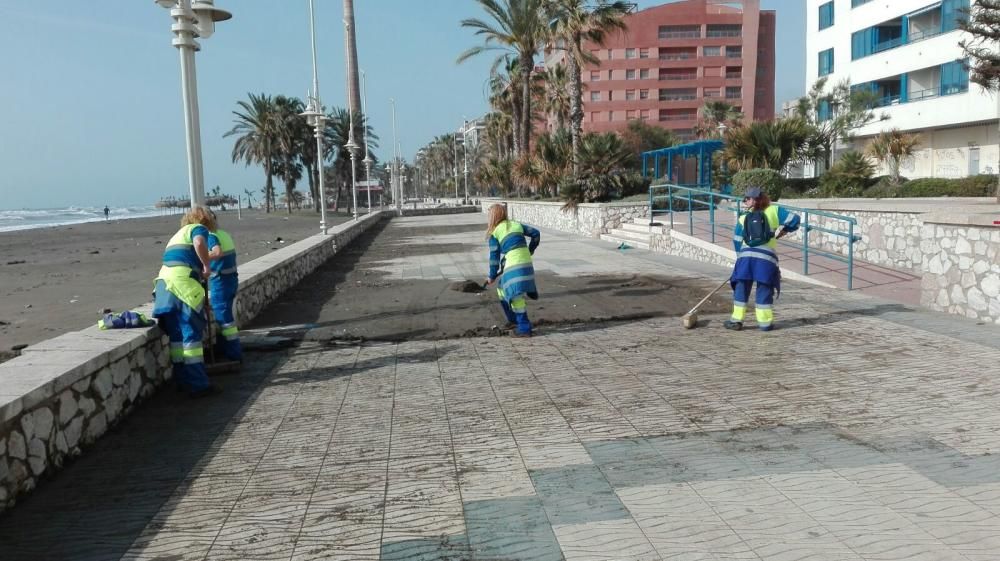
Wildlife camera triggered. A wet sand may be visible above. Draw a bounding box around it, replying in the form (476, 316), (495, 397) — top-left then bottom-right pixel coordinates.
(0, 209), (352, 356)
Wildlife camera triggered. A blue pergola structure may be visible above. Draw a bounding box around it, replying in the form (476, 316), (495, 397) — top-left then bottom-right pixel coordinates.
(641, 140), (725, 191)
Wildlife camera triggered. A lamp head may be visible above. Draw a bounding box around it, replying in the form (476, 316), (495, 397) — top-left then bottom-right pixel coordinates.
(191, 0), (231, 39)
(155, 0), (175, 8)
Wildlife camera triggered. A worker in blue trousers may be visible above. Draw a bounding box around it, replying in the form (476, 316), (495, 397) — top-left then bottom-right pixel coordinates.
(152, 206), (220, 397)
(725, 187), (801, 332)
(207, 213), (242, 362)
(484, 204), (541, 337)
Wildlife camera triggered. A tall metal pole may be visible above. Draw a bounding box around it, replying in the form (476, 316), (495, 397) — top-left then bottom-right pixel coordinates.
(463, 119), (470, 204)
(390, 98), (401, 214)
(307, 0), (328, 234)
(343, 21), (359, 220)
(173, 0), (205, 207)
(362, 70), (373, 213)
(453, 134), (459, 201)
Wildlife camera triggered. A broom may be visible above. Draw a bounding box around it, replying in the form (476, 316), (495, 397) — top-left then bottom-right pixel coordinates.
(681, 279), (730, 329)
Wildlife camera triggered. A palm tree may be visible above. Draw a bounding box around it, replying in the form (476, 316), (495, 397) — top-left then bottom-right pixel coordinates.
(695, 101), (743, 138)
(226, 93), (279, 213)
(546, 0), (631, 175)
(866, 128), (921, 185)
(272, 95), (307, 214)
(722, 118), (812, 172)
(540, 63), (572, 132)
(459, 0), (548, 157)
(323, 107), (378, 212)
(343, 0), (362, 115)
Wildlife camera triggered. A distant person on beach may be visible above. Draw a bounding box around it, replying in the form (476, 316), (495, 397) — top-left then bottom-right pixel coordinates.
(207, 212), (241, 362)
(484, 204), (540, 337)
(724, 187), (800, 332)
(151, 206), (219, 398)
(103, 206), (110, 220)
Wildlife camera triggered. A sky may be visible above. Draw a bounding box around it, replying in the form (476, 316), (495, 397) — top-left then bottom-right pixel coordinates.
(0, 0), (804, 210)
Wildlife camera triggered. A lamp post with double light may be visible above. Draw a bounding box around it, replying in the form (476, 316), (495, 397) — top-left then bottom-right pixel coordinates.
(154, 0), (231, 207)
(299, 0), (328, 234)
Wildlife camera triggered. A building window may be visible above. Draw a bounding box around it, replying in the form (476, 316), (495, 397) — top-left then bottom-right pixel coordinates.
(852, 0), (873, 6)
(703, 46), (722, 57)
(591, 49), (601, 60)
(818, 48), (834, 76)
(590, 112), (600, 123)
(640, 109), (650, 121)
(639, 89), (649, 100)
(704, 66), (722, 77)
(590, 71), (600, 81)
(706, 24), (741, 38)
(941, 59), (970, 95)
(607, 49), (613, 59)
(625, 89), (636, 100)
(608, 90), (613, 101)
(639, 48), (650, 59)
(726, 66), (742, 79)
(726, 86), (742, 99)
(590, 91), (601, 102)
(626, 69), (636, 80)
(704, 87), (721, 98)
(659, 88), (697, 101)
(640, 69), (650, 80)
(726, 46), (743, 59)
(819, 2), (835, 30)
(609, 111), (615, 121)
(608, 69), (613, 80)
(626, 110), (637, 120)
(659, 25), (701, 39)
(818, 99), (832, 121)
(625, 48), (636, 59)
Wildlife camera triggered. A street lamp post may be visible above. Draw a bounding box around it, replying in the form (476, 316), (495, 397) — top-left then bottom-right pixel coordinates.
(155, 0), (231, 208)
(300, 0), (328, 234)
(361, 70), (373, 214)
(462, 119), (470, 205)
(390, 98), (401, 215)
(453, 134), (459, 201)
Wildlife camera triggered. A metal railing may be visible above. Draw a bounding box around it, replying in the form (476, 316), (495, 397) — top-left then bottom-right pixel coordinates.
(648, 184), (862, 289)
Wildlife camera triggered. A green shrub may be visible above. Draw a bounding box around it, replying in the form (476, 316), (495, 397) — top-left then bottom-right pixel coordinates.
(731, 168), (784, 201)
(785, 177), (819, 196)
(817, 151), (874, 197)
(954, 174), (997, 197)
(898, 178), (952, 197)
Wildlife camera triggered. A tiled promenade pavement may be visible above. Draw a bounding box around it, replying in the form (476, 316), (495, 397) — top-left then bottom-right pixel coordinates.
(3, 214), (1000, 561)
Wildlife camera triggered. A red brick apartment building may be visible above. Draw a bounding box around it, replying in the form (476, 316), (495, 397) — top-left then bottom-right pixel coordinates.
(550, 0), (775, 140)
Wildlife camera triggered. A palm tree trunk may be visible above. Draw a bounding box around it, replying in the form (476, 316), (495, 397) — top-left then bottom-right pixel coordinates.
(520, 53), (533, 158)
(568, 37), (583, 178)
(343, 0), (362, 116)
(264, 159), (274, 214)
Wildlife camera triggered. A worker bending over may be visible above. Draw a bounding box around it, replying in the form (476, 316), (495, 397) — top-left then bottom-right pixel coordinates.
(208, 213), (241, 362)
(484, 204), (541, 337)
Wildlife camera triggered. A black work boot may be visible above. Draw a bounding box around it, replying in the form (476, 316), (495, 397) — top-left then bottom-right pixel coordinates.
(723, 320), (744, 331)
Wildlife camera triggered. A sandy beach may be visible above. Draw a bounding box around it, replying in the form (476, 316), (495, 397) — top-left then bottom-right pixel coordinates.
(0, 209), (352, 357)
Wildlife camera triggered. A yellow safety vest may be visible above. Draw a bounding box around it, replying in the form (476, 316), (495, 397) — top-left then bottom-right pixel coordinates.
(491, 220), (532, 267)
(738, 206), (781, 250)
(156, 224), (206, 311)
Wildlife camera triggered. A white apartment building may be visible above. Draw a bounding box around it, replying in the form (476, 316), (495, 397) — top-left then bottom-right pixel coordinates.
(806, 0), (998, 179)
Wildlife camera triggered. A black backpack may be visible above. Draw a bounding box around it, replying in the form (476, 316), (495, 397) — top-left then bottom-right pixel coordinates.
(743, 210), (774, 247)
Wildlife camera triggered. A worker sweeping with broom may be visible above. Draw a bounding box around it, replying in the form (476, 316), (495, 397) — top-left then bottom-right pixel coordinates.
(724, 187), (800, 332)
(484, 204), (540, 337)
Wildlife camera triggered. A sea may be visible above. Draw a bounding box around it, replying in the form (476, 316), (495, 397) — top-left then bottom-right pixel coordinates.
(0, 205), (169, 233)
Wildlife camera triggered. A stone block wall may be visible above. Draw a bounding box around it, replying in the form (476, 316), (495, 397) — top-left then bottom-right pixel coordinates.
(484, 201), (648, 238)
(920, 223), (1000, 322)
(792, 210), (925, 274)
(650, 230), (735, 270)
(0, 329), (171, 511)
(0, 212), (386, 513)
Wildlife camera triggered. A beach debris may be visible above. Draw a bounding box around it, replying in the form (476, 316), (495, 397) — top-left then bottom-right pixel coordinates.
(69, 299), (78, 304)
(23, 304), (32, 309)
(5, 260), (26, 265)
(275, 236), (284, 243)
(0, 320), (8, 326)
(89, 250), (100, 255)
(617, 242), (631, 250)
(449, 280), (486, 293)
(11, 344), (28, 352)
(155, 241), (163, 245)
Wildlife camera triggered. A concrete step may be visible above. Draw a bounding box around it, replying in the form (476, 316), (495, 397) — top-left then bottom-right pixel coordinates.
(629, 219), (666, 235)
(601, 232), (650, 250)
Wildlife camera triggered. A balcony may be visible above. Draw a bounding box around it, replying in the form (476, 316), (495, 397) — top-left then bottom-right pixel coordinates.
(852, 1), (968, 60)
(706, 24), (742, 38)
(659, 110), (697, 122)
(659, 88), (697, 102)
(659, 25), (700, 40)
(661, 73), (698, 81)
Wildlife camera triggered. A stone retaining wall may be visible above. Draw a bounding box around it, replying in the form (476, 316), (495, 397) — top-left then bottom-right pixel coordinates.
(796, 210), (925, 274)
(483, 200), (648, 238)
(920, 221), (1000, 322)
(0, 212), (386, 513)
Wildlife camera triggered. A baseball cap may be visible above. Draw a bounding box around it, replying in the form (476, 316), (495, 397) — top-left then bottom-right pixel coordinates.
(744, 187), (762, 199)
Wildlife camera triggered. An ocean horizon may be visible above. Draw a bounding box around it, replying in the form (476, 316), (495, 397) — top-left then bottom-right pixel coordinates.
(0, 205), (174, 233)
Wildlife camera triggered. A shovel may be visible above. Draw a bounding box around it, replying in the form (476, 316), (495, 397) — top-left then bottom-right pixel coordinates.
(681, 279), (730, 330)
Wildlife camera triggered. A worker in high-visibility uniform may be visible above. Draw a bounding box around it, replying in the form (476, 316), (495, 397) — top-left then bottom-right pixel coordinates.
(207, 217), (241, 362)
(484, 204), (541, 337)
(725, 187), (800, 332)
(152, 206), (219, 397)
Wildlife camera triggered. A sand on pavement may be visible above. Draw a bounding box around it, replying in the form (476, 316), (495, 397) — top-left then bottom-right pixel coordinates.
(249, 217), (731, 341)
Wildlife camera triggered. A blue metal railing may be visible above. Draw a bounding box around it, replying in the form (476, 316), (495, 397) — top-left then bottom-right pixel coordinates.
(649, 184), (862, 290)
